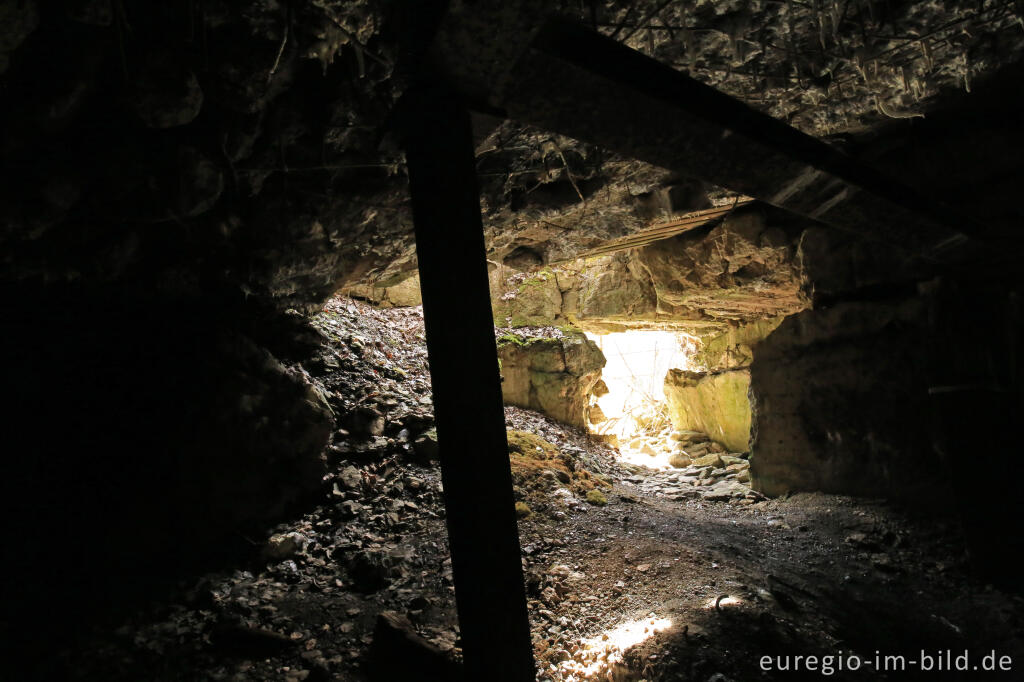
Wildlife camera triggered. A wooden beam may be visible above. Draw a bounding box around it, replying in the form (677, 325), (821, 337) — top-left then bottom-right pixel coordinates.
(553, 199), (756, 262)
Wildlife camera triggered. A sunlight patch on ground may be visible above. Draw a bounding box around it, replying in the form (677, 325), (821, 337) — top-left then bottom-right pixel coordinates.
(553, 616), (673, 681)
(616, 443), (673, 470)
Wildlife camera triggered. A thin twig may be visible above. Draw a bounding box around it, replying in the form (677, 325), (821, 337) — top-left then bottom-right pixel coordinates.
(268, 1), (290, 82)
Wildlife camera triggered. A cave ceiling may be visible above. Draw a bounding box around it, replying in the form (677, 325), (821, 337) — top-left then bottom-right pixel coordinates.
(2, 0), (1022, 310)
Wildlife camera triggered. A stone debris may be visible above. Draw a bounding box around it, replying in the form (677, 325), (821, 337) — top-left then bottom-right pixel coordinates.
(623, 454), (760, 503)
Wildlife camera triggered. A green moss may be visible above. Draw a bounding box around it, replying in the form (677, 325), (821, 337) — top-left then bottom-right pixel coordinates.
(516, 269), (556, 293)
(506, 430), (559, 458)
(496, 332), (527, 348)
(585, 489), (608, 506)
(514, 501), (532, 518)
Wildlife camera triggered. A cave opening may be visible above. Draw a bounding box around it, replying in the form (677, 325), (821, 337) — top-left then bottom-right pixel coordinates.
(585, 329), (697, 469)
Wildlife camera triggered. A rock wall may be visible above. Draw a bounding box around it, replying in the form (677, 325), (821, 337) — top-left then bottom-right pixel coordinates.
(688, 316), (787, 372)
(497, 333), (606, 428)
(3, 289), (334, 633)
(744, 274), (1024, 586)
(636, 211), (807, 325)
(748, 298), (939, 500)
(491, 267), (568, 327)
(343, 273), (423, 308)
(664, 369), (752, 453)
(489, 208), (808, 335)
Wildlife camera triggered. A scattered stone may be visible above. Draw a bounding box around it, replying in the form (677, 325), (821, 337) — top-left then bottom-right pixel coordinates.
(337, 465), (362, 490)
(703, 481), (748, 501)
(411, 429), (440, 463)
(872, 553), (896, 571)
(336, 500), (363, 519)
(845, 532), (871, 548)
(668, 452), (692, 468)
(671, 430), (705, 443)
(264, 533), (307, 560)
(349, 406), (386, 437)
(692, 453), (723, 468)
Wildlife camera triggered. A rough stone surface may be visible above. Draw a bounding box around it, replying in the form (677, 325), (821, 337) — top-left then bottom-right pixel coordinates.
(490, 208), (808, 335)
(636, 210), (807, 325)
(492, 268), (566, 327)
(343, 274), (423, 308)
(689, 316), (787, 372)
(664, 369), (752, 453)
(5, 1), (1024, 659)
(749, 298), (938, 499)
(498, 332), (606, 428)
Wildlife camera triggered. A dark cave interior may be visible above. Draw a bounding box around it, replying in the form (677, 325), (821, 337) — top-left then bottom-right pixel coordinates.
(3, 1), (1024, 680)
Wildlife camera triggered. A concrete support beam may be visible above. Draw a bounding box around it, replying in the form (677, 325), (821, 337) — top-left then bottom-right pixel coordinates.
(431, 8), (975, 257)
(400, 82), (536, 682)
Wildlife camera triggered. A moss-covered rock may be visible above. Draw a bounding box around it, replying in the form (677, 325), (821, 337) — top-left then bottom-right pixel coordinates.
(491, 269), (564, 327)
(497, 334), (605, 428)
(506, 430), (610, 505)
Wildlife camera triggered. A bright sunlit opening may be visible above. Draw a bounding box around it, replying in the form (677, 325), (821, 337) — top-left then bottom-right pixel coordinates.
(586, 330), (696, 468)
(586, 330), (695, 437)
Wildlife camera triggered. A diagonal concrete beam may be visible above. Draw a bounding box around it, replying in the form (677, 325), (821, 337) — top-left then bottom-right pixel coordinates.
(399, 81), (536, 682)
(431, 7), (976, 257)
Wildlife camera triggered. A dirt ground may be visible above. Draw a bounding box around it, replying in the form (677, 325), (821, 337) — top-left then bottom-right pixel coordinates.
(41, 301), (1024, 681)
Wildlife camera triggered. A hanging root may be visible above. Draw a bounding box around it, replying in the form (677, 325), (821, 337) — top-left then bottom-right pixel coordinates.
(875, 96), (924, 120)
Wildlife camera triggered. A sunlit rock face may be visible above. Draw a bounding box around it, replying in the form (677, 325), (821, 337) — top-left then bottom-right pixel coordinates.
(664, 369), (752, 453)
(490, 208), (809, 335)
(636, 211), (808, 325)
(688, 316), (787, 373)
(497, 332), (606, 428)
